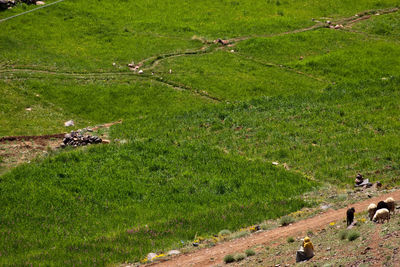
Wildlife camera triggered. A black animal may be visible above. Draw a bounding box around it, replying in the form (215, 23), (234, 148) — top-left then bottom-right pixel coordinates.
(377, 201), (389, 210)
(346, 207), (355, 226)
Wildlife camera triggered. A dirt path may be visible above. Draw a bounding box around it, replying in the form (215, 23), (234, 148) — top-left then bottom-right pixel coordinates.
(0, 120), (122, 175)
(150, 190), (400, 267)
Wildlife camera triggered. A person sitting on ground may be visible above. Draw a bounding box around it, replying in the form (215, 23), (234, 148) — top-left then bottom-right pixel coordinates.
(296, 236), (314, 262)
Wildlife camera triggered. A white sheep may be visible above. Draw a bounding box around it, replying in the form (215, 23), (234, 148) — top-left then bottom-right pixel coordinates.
(373, 208), (390, 223)
(385, 197), (396, 214)
(367, 203), (377, 221)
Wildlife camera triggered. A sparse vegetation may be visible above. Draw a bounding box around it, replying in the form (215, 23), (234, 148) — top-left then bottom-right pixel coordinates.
(234, 253), (246, 261)
(245, 249), (256, 257)
(339, 230), (348, 240)
(347, 231), (360, 241)
(280, 216), (295, 226)
(287, 236), (295, 243)
(219, 229), (232, 237)
(224, 254), (235, 263)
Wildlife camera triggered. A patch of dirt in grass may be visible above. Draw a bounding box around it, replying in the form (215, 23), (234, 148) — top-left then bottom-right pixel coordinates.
(0, 120), (122, 175)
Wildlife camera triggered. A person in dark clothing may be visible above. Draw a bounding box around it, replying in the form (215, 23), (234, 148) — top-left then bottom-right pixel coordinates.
(346, 207), (355, 226)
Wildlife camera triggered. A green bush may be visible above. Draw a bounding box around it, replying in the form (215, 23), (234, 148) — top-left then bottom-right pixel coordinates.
(347, 231), (360, 241)
(339, 230), (348, 240)
(245, 249), (256, 256)
(219, 229), (232, 236)
(287, 236), (295, 243)
(224, 254), (235, 263)
(228, 230), (250, 240)
(234, 253), (246, 262)
(280, 216), (295, 226)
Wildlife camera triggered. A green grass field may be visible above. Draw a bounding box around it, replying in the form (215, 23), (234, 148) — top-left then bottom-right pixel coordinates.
(1, 0), (400, 265)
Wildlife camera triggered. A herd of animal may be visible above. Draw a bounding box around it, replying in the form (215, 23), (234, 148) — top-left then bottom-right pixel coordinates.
(347, 197), (396, 226)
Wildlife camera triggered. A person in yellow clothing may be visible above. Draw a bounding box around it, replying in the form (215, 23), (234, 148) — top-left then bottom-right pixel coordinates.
(296, 236), (314, 262)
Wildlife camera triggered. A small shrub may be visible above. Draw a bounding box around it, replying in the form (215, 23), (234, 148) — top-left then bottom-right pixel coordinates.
(347, 231), (360, 241)
(280, 216), (295, 226)
(260, 223), (272, 230)
(339, 230), (348, 240)
(234, 253), (246, 261)
(307, 230), (313, 236)
(228, 230), (250, 240)
(245, 249), (256, 256)
(223, 254), (235, 263)
(287, 236), (295, 243)
(219, 229), (232, 236)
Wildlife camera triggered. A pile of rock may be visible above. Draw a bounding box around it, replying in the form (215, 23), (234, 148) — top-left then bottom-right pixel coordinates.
(60, 131), (102, 148)
(0, 0), (15, 10)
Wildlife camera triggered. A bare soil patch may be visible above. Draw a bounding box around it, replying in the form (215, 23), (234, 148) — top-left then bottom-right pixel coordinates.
(0, 120), (121, 174)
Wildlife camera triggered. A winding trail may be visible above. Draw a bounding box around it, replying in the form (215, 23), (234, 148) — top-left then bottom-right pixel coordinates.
(149, 190), (400, 267)
(1, 7), (398, 104)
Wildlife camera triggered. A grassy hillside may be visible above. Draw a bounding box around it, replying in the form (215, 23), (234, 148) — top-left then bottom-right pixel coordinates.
(1, 0), (400, 265)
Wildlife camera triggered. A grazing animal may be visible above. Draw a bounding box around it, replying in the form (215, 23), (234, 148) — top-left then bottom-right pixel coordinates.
(367, 203), (377, 221)
(373, 208), (390, 223)
(346, 207), (355, 226)
(385, 197), (396, 214)
(377, 201), (389, 211)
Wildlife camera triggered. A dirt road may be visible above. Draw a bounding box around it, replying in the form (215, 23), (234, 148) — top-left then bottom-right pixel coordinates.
(151, 190), (400, 266)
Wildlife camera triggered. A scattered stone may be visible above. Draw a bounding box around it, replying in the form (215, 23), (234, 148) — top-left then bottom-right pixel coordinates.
(112, 62), (116, 66)
(272, 162), (279, 165)
(25, 107), (32, 111)
(299, 56), (304, 60)
(230, 49), (235, 53)
(102, 139), (111, 144)
(167, 250), (181, 256)
(334, 24), (343, 29)
(326, 247), (331, 251)
(60, 131), (103, 148)
(36, 1), (45, 5)
(321, 204), (331, 210)
(326, 20), (331, 25)
(169, 69), (172, 74)
(64, 120), (75, 127)
(138, 70), (143, 74)
(128, 62), (135, 68)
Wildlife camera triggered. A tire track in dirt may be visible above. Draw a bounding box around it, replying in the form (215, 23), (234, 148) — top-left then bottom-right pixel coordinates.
(150, 190), (400, 267)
